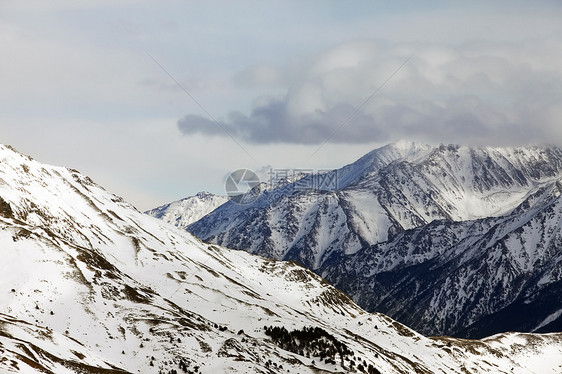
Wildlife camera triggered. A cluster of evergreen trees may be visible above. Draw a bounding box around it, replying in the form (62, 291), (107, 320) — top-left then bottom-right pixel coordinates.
(264, 325), (351, 363)
(263, 325), (380, 373)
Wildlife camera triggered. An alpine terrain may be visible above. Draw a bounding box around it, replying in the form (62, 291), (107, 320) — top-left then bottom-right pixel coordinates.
(175, 141), (562, 338)
(145, 191), (228, 230)
(2, 146), (562, 373)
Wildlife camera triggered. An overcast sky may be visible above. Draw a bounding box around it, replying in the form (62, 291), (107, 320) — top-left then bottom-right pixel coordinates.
(2, 1), (562, 210)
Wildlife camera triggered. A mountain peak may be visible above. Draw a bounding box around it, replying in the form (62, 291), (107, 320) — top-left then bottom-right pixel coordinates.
(195, 190), (217, 198)
(387, 139), (431, 154)
(0, 143), (33, 162)
(146, 191), (229, 228)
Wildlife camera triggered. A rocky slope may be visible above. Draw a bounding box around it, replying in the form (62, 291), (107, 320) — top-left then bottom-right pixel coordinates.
(2, 144), (562, 373)
(322, 178), (562, 338)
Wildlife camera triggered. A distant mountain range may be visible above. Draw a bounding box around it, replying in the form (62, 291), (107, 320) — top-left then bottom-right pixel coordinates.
(150, 141), (562, 338)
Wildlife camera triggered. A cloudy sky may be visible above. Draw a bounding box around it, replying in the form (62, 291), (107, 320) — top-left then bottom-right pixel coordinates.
(2, 1), (562, 210)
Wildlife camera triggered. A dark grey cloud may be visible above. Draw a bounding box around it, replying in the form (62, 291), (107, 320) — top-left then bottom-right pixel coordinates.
(178, 100), (386, 144)
(178, 96), (550, 147)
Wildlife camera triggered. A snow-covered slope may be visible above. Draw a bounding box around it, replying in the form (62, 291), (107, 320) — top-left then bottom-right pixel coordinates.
(188, 141), (562, 270)
(323, 178), (562, 338)
(145, 192), (228, 229)
(2, 144), (562, 373)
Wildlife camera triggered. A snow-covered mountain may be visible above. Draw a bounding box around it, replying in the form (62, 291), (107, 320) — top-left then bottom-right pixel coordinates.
(188, 141), (562, 269)
(6, 144), (562, 373)
(180, 141), (562, 337)
(145, 191), (228, 229)
(323, 178), (562, 338)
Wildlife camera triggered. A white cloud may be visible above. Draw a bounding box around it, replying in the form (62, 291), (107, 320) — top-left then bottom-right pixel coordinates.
(179, 38), (562, 146)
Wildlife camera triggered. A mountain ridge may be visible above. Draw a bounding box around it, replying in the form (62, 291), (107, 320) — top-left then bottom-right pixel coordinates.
(323, 176), (562, 337)
(145, 191), (229, 230)
(187, 141), (562, 269)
